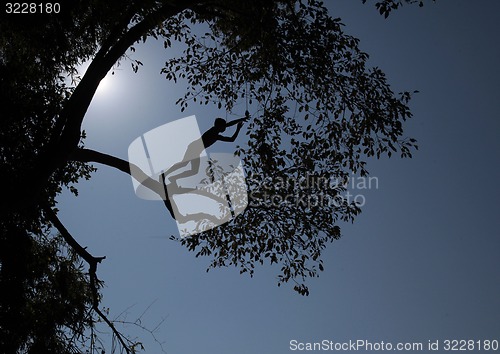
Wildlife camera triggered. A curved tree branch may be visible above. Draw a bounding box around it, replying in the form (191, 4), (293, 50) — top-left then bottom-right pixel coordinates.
(15, 0), (205, 214)
(56, 0), (203, 151)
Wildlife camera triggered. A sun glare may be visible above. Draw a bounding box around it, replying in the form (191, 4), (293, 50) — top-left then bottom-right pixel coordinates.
(75, 61), (115, 97)
(96, 73), (113, 95)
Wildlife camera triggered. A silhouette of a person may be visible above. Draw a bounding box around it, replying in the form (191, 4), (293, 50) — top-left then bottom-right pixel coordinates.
(162, 112), (249, 185)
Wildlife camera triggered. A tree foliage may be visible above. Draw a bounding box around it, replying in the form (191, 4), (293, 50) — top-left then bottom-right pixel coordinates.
(0, 0), (428, 352)
(163, 0), (418, 295)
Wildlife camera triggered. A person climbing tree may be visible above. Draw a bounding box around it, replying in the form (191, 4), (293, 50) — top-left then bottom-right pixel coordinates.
(162, 110), (250, 185)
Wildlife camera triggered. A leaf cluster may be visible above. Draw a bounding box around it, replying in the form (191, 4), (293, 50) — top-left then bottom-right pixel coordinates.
(362, 0), (433, 18)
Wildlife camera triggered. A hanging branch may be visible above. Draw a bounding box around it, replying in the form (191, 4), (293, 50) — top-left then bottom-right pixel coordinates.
(43, 204), (138, 353)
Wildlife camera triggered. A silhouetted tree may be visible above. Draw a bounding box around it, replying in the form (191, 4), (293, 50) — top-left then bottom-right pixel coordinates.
(0, 0), (428, 352)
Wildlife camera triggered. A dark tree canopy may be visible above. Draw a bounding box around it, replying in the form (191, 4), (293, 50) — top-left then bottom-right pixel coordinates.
(0, 0), (428, 352)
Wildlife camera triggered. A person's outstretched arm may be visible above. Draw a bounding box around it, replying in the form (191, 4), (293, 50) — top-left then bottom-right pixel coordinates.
(225, 111), (250, 127)
(218, 121), (244, 142)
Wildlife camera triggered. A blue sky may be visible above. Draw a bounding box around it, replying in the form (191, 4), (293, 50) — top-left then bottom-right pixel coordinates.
(59, 1), (500, 353)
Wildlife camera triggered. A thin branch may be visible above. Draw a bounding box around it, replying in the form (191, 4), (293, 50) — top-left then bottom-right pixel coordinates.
(43, 204), (134, 353)
(111, 300), (169, 354)
(43, 204), (166, 352)
(43, 203), (105, 266)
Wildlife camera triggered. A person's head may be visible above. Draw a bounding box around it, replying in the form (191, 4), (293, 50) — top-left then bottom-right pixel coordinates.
(214, 118), (226, 132)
